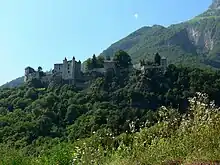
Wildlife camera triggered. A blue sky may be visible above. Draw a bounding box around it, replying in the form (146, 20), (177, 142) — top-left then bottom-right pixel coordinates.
(0, 0), (212, 85)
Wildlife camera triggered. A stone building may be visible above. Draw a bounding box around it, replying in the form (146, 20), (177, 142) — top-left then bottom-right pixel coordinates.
(24, 66), (52, 83)
(53, 56), (82, 84)
(24, 57), (86, 87)
(103, 58), (117, 73)
(24, 67), (39, 82)
(134, 56), (168, 74)
(88, 57), (117, 74)
(160, 57), (167, 72)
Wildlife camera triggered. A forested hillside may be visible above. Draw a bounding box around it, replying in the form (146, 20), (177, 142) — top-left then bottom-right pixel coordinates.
(0, 52), (220, 164)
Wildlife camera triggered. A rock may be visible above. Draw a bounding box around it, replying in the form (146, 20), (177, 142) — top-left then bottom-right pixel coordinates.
(209, 0), (220, 9)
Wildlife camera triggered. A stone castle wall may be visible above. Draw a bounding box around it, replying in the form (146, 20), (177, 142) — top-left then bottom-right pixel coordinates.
(134, 57), (167, 73)
(24, 56), (168, 88)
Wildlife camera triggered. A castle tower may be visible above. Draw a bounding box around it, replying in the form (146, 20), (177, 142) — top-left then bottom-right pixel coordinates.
(62, 57), (68, 79)
(77, 60), (82, 78)
(160, 57), (167, 73)
(71, 56), (76, 81)
(24, 67), (36, 82)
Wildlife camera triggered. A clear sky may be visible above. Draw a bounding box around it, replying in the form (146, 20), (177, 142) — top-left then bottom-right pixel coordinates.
(0, 0), (212, 85)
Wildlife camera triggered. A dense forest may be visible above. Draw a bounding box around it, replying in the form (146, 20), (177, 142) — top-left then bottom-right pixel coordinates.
(0, 51), (220, 164)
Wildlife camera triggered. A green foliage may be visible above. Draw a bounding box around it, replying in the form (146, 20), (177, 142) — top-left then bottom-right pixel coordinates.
(85, 54), (104, 71)
(0, 96), (219, 164)
(154, 52), (161, 65)
(38, 66), (42, 72)
(27, 78), (44, 88)
(113, 50), (132, 68)
(1, 63), (220, 164)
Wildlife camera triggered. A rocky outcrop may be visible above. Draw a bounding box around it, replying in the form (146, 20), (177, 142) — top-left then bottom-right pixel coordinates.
(209, 0), (220, 9)
(186, 26), (214, 52)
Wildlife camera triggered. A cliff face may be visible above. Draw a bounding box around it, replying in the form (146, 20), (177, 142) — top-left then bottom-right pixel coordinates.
(186, 19), (220, 52)
(209, 0), (220, 9)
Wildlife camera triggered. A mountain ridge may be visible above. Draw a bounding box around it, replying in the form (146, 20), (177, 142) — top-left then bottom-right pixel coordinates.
(100, 1), (220, 68)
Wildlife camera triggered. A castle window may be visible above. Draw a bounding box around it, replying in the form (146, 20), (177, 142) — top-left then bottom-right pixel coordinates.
(68, 71), (70, 73)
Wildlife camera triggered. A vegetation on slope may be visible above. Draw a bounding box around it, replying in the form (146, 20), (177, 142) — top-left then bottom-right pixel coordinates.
(0, 92), (219, 164)
(0, 77), (24, 89)
(0, 52), (220, 164)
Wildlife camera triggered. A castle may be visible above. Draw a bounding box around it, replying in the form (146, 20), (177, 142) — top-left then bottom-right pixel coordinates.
(24, 56), (118, 87)
(24, 57), (82, 85)
(24, 55), (167, 88)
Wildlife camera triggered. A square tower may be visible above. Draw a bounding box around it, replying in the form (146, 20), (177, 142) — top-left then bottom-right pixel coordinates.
(160, 57), (167, 73)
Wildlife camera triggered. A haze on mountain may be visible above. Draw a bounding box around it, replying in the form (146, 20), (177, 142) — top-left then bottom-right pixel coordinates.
(0, 0), (216, 88)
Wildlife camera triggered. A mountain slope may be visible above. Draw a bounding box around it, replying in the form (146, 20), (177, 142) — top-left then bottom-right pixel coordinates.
(101, 0), (220, 69)
(0, 77), (24, 89)
(1, 70), (52, 89)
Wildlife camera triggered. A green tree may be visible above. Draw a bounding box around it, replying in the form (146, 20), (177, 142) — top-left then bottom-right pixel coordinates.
(25, 87), (38, 100)
(65, 104), (80, 124)
(85, 55), (104, 71)
(38, 66), (42, 72)
(113, 50), (132, 68)
(154, 52), (161, 65)
(92, 54), (97, 68)
(85, 58), (92, 71)
(27, 78), (44, 88)
(97, 56), (104, 68)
